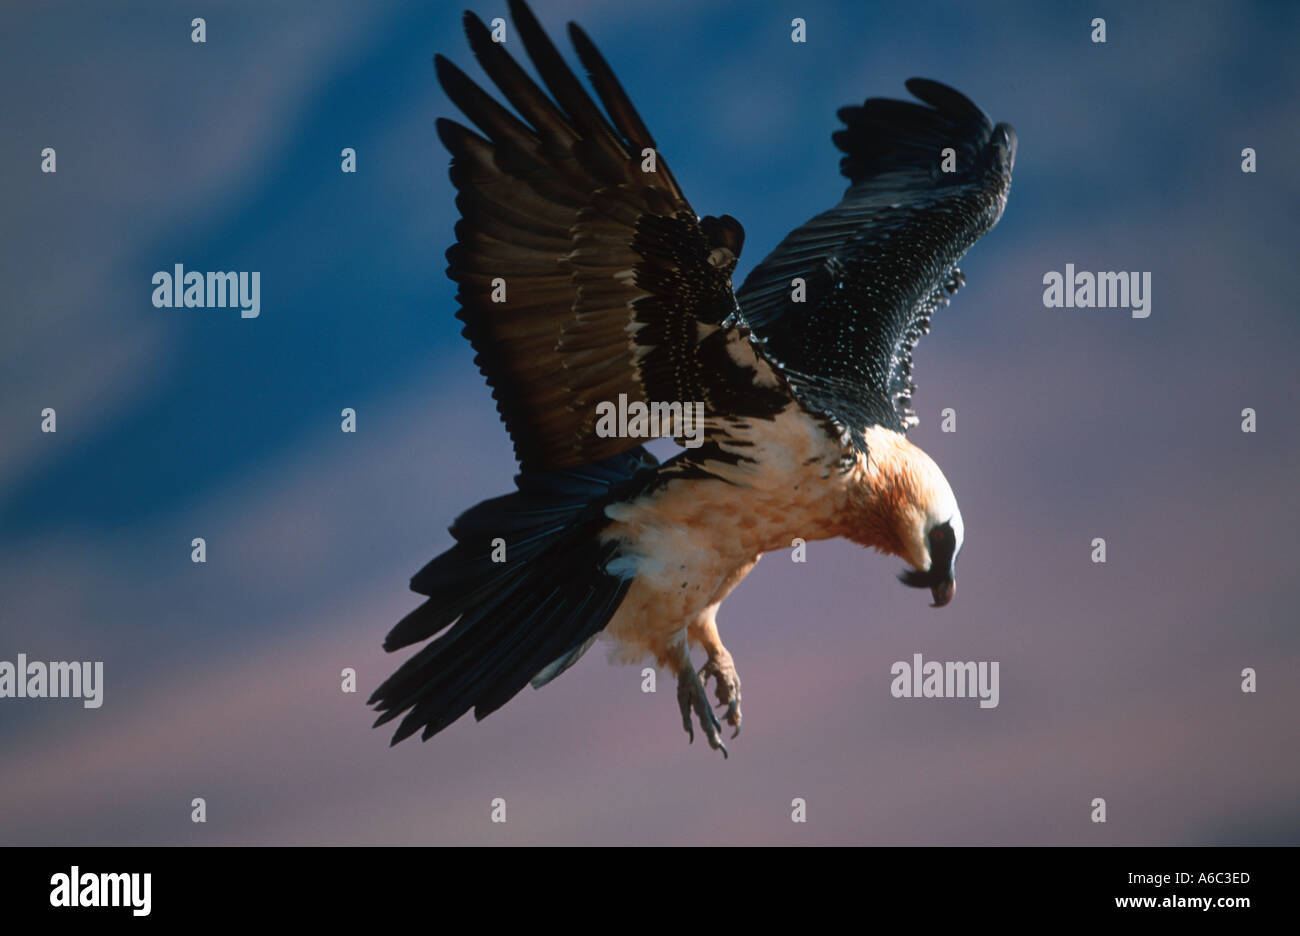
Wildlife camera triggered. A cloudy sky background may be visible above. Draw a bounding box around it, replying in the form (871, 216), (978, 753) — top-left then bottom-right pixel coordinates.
(1, 0), (1297, 844)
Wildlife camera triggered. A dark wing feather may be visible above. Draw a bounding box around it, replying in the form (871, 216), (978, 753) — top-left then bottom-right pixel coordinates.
(439, 0), (749, 471)
(735, 78), (1015, 444)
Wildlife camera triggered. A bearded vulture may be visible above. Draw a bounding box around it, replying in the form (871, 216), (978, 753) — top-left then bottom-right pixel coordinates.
(369, 0), (1016, 756)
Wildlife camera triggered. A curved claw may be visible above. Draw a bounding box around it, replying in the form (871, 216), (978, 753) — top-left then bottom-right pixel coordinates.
(725, 701), (742, 739)
(700, 657), (743, 739)
(677, 683), (695, 743)
(678, 664), (728, 758)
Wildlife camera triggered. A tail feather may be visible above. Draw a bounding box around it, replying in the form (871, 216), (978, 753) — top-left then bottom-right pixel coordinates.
(530, 632), (598, 689)
(370, 447), (655, 744)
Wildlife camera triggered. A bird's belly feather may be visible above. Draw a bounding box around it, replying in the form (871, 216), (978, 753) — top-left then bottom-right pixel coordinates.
(596, 402), (846, 663)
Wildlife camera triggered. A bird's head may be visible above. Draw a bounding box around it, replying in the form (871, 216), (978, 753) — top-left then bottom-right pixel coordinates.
(845, 428), (964, 608)
(895, 495), (963, 608)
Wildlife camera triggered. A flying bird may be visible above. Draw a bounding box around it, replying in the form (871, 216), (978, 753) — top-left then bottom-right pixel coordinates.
(369, 0), (1015, 756)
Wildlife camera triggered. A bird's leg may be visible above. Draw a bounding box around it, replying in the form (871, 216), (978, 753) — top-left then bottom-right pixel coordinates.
(668, 639), (727, 758)
(688, 555), (757, 738)
(689, 608), (742, 738)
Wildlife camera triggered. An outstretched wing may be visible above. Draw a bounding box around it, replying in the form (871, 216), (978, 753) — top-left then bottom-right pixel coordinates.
(438, 0), (757, 471)
(735, 78), (1015, 446)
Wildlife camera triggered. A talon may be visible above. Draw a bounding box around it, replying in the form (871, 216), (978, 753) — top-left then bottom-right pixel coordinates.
(677, 681), (695, 743)
(698, 656), (743, 739)
(677, 660), (728, 756)
(724, 699), (742, 737)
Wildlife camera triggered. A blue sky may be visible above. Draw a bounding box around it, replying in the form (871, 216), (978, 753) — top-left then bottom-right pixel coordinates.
(1, 0), (1297, 844)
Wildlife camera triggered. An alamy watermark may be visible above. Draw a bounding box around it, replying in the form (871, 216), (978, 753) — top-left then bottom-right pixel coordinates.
(0, 653), (103, 708)
(890, 653), (999, 708)
(1042, 264), (1151, 318)
(152, 263), (260, 319)
(594, 393), (705, 448)
(50, 867), (150, 917)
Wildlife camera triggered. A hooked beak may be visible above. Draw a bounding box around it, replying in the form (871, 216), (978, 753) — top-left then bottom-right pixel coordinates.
(930, 578), (955, 608)
(898, 567), (956, 608)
